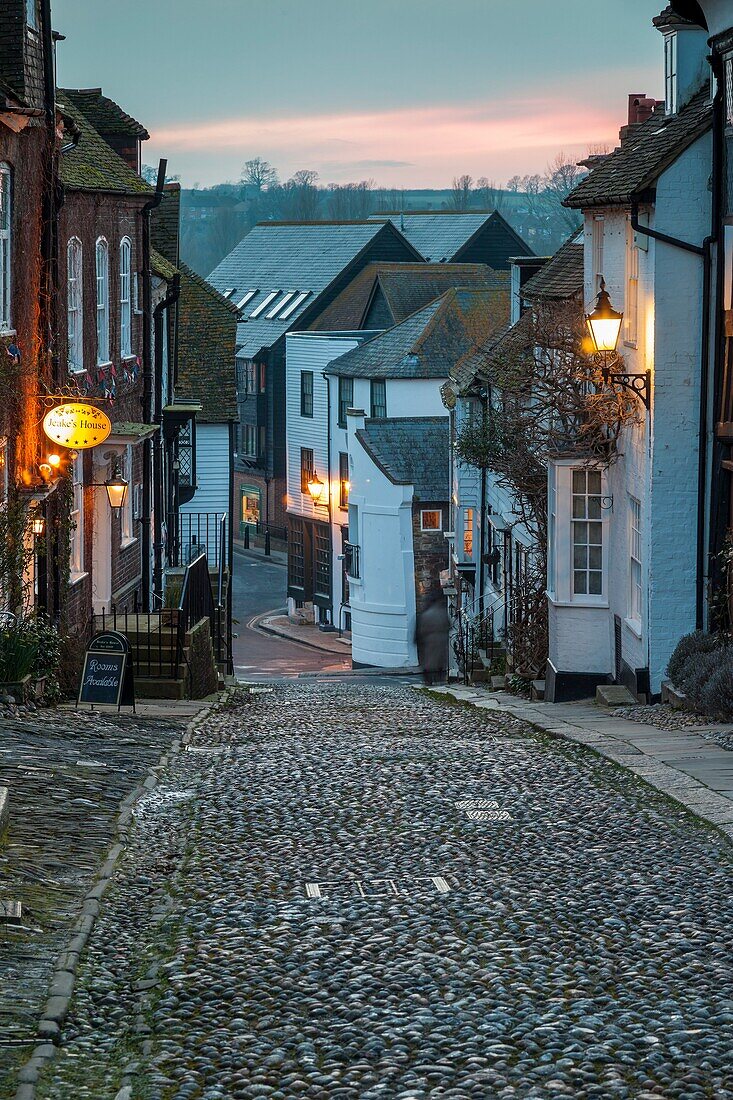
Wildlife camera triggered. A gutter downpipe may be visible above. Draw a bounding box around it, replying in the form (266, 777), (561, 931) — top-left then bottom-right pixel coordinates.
(631, 152), (717, 628)
(478, 391), (488, 617)
(324, 371), (334, 625)
(140, 160), (167, 611)
(152, 273), (180, 605)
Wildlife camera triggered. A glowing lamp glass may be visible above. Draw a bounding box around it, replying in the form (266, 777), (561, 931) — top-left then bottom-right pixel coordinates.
(586, 281), (623, 354)
(105, 469), (128, 511)
(307, 474), (324, 504)
(47, 453), (62, 469)
(32, 515), (45, 536)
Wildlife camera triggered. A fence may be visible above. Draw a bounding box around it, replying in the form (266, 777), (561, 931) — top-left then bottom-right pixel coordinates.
(167, 512), (227, 570)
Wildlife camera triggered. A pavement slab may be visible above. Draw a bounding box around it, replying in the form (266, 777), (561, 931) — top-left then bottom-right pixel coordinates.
(23, 682), (733, 1100)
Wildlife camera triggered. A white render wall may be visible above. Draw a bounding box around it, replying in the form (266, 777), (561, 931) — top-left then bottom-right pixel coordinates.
(347, 413), (418, 668)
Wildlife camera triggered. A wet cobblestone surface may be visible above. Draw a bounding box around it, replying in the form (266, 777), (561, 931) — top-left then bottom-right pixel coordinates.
(30, 684), (733, 1099)
(0, 707), (182, 1095)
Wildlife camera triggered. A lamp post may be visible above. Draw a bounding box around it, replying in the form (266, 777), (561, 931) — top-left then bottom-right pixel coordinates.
(585, 279), (651, 409)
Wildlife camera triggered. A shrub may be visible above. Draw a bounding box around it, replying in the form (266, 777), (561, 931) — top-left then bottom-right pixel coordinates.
(0, 615), (63, 700)
(667, 630), (723, 686)
(699, 660), (733, 719)
(678, 650), (722, 708)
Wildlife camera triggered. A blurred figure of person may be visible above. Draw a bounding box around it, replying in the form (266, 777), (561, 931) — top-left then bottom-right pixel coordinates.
(415, 593), (450, 685)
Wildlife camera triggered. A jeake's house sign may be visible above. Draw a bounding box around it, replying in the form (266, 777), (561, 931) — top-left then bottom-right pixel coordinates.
(42, 402), (112, 450)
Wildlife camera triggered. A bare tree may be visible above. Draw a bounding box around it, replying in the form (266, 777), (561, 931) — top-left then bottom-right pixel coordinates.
(282, 169), (321, 220)
(476, 177), (505, 213)
(543, 152), (586, 233)
(450, 174), (474, 211)
(506, 175), (522, 193)
(241, 157), (279, 193)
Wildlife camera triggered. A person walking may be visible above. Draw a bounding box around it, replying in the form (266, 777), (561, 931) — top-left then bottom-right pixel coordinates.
(415, 593), (450, 685)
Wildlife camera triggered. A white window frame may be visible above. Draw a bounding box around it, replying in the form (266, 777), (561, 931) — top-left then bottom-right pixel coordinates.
(0, 164), (11, 332)
(591, 215), (604, 293)
(420, 509), (443, 532)
(624, 218), (639, 347)
(121, 444), (136, 547)
(628, 495), (642, 628)
(665, 33), (678, 116)
(547, 461), (609, 607)
(70, 456), (85, 582)
(120, 237), (132, 358)
(67, 237), (83, 373)
(95, 237), (110, 365)
(725, 55), (733, 128)
(462, 507), (474, 559)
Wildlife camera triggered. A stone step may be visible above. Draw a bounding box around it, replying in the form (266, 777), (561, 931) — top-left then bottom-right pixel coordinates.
(596, 684), (637, 707)
(135, 677), (187, 700)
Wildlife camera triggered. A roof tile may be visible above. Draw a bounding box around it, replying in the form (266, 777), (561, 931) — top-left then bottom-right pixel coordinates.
(356, 416), (449, 500)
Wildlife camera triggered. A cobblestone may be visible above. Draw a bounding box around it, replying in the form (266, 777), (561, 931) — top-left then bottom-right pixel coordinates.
(30, 684), (733, 1098)
(0, 707), (182, 1095)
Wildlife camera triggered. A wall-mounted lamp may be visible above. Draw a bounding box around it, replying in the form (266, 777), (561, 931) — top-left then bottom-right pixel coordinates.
(31, 513), (45, 537)
(585, 279), (651, 409)
(307, 472), (325, 504)
(104, 463), (129, 511)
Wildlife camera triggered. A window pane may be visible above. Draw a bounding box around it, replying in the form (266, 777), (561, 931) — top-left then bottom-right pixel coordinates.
(588, 522), (602, 546)
(588, 471), (601, 495)
(572, 496), (585, 519)
(573, 522), (587, 545)
(589, 572), (603, 595)
(573, 546), (588, 569)
(589, 545), (602, 570)
(572, 469), (585, 493)
(574, 571), (587, 594)
(588, 495), (602, 519)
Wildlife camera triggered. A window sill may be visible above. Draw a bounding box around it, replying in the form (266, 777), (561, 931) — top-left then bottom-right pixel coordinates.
(121, 353), (136, 363)
(120, 536), (139, 551)
(69, 571), (89, 588)
(0, 328), (16, 338)
(547, 595), (609, 610)
(624, 616), (643, 639)
(96, 360), (113, 369)
(623, 339), (638, 350)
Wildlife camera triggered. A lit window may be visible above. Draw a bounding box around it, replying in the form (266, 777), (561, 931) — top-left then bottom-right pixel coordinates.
(421, 509), (442, 532)
(463, 507), (474, 557)
(572, 468), (603, 596)
(120, 237), (132, 358)
(301, 448), (314, 493)
(300, 371), (314, 418)
(339, 452), (349, 509)
(121, 445), (135, 544)
(629, 496), (642, 622)
(665, 33), (678, 115)
(0, 165), (11, 331)
(67, 237), (83, 372)
(95, 238), (110, 364)
(625, 220), (639, 346)
(70, 456), (84, 580)
(370, 379), (387, 419)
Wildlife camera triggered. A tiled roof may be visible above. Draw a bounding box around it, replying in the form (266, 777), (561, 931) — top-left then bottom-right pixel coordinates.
(57, 95), (152, 197)
(151, 247), (178, 282)
(368, 210), (527, 263)
(653, 5), (697, 27)
(565, 85), (712, 208)
(521, 237), (584, 301)
(208, 221), (421, 360)
(325, 287), (509, 380)
(449, 311), (535, 397)
(176, 262), (238, 422)
(356, 417), (450, 500)
(60, 88), (150, 139)
(151, 184), (181, 267)
(310, 262), (507, 331)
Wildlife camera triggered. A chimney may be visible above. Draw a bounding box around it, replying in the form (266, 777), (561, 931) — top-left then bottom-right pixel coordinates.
(619, 94), (664, 144)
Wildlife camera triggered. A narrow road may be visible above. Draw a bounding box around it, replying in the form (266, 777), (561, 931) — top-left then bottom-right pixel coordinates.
(34, 682), (733, 1100)
(231, 549), (349, 679)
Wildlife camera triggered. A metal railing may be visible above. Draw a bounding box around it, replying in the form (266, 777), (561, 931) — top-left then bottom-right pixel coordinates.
(93, 605), (183, 682)
(256, 520), (288, 543)
(167, 512), (227, 569)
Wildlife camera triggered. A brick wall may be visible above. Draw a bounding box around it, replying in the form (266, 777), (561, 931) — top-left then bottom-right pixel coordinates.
(412, 502), (449, 615)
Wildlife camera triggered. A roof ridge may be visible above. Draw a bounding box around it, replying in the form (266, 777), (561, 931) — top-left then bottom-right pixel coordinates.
(179, 261), (240, 314)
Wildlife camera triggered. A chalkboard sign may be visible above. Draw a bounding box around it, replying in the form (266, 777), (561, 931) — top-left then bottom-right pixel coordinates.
(77, 631), (135, 711)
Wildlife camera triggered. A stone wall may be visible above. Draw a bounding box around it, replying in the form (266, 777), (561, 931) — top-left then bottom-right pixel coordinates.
(412, 502), (449, 616)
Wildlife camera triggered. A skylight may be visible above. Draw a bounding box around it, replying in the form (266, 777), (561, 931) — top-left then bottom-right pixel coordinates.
(278, 290), (311, 321)
(249, 291), (280, 318)
(265, 292), (297, 320)
(236, 290), (258, 310)
(223, 288), (236, 299)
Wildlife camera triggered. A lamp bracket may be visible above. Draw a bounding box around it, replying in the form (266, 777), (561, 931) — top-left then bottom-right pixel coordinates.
(594, 354), (651, 409)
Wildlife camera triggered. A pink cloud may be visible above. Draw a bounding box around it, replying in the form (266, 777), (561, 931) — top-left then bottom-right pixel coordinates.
(150, 97), (621, 187)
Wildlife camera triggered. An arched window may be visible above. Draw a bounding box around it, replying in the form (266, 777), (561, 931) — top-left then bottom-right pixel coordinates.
(0, 164), (11, 331)
(95, 237), (109, 364)
(119, 237), (132, 358)
(67, 237), (83, 372)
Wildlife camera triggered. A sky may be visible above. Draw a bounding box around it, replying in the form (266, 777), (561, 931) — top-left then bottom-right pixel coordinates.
(53, 0), (665, 190)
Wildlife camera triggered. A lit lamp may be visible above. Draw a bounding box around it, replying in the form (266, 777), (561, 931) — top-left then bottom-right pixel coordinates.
(586, 279), (623, 357)
(104, 464), (128, 511)
(585, 279), (651, 409)
(32, 513), (45, 537)
(307, 472), (325, 505)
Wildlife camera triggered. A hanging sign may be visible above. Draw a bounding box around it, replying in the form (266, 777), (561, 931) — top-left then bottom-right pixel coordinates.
(42, 402), (112, 450)
(77, 630), (135, 711)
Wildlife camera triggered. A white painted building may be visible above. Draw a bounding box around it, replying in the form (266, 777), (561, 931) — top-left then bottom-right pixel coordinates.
(548, 9), (712, 700)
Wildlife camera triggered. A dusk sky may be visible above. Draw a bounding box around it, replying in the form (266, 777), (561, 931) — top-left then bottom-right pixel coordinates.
(54, 0), (664, 189)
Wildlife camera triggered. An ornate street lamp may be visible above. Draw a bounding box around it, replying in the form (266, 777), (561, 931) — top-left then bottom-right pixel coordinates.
(31, 513), (45, 537)
(307, 472), (325, 505)
(586, 280), (651, 409)
(104, 464), (128, 511)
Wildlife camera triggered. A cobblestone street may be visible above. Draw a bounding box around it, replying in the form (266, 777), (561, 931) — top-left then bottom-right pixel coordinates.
(25, 683), (733, 1099)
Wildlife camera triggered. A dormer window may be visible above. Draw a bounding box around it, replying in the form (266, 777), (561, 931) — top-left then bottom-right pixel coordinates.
(665, 33), (678, 115)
